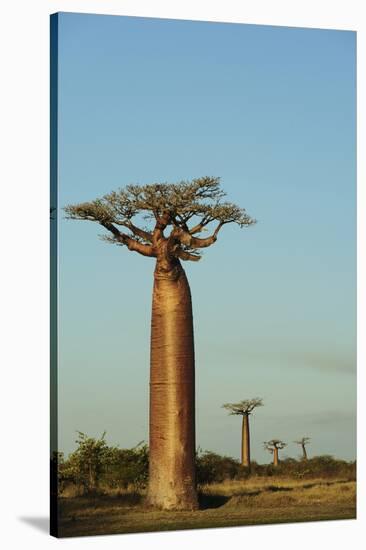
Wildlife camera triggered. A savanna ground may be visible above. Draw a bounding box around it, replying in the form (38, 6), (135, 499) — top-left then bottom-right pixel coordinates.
(57, 476), (356, 537)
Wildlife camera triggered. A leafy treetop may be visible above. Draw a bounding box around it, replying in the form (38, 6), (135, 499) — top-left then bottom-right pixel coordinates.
(222, 398), (263, 416)
(264, 439), (287, 452)
(64, 176), (256, 262)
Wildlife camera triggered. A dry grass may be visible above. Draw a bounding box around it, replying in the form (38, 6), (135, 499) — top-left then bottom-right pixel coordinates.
(57, 477), (356, 538)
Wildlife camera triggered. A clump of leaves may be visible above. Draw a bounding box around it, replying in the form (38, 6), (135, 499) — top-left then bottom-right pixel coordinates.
(64, 176), (256, 262)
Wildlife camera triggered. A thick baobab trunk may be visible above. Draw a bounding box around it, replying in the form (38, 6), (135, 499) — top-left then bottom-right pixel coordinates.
(273, 447), (279, 467)
(302, 445), (308, 460)
(241, 414), (250, 468)
(148, 260), (198, 510)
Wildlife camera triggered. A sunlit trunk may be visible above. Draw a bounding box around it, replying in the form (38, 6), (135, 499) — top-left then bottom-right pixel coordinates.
(241, 414), (250, 468)
(302, 445), (308, 460)
(273, 448), (279, 467)
(148, 260), (198, 510)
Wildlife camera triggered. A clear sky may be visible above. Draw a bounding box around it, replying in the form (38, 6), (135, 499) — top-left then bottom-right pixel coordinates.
(56, 12), (356, 462)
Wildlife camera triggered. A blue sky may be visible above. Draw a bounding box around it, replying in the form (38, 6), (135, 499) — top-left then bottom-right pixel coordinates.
(56, 13), (356, 462)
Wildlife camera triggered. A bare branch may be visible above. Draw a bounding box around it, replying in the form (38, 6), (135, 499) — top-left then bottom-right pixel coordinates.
(176, 249), (202, 262)
(189, 222), (225, 248)
(294, 437), (311, 446)
(102, 222), (155, 257)
(117, 221), (153, 243)
(189, 216), (213, 235)
(171, 221), (225, 250)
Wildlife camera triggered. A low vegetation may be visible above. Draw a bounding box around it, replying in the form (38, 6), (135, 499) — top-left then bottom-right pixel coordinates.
(196, 451), (356, 483)
(57, 476), (356, 537)
(56, 433), (356, 494)
(54, 433), (356, 536)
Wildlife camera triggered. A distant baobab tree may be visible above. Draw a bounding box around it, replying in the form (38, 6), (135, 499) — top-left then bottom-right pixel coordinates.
(223, 398), (263, 469)
(264, 439), (287, 466)
(294, 437), (310, 460)
(65, 177), (256, 510)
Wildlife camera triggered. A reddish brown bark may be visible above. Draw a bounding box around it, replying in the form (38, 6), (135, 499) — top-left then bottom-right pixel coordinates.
(148, 256), (198, 510)
(302, 444), (308, 460)
(273, 447), (279, 467)
(241, 414), (250, 468)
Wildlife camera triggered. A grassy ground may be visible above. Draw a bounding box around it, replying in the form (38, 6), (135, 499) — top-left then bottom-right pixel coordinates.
(57, 477), (356, 538)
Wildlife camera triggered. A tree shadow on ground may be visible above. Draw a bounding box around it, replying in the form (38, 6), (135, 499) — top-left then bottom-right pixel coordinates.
(198, 493), (231, 509)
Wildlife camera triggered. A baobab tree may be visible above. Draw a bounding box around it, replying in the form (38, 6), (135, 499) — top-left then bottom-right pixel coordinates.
(222, 398), (263, 469)
(64, 177), (256, 510)
(294, 437), (310, 460)
(264, 439), (287, 466)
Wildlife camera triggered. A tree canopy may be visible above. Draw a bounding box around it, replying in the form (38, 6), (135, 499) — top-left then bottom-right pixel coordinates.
(264, 439), (287, 453)
(294, 437), (311, 446)
(222, 398), (263, 416)
(64, 176), (256, 261)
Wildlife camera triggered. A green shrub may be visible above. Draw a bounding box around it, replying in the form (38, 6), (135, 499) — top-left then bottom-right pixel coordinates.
(59, 434), (356, 494)
(104, 443), (149, 489)
(59, 433), (149, 494)
(196, 450), (241, 483)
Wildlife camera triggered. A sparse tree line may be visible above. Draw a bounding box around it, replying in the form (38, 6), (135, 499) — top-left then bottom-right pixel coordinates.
(222, 399), (311, 469)
(54, 428), (355, 497)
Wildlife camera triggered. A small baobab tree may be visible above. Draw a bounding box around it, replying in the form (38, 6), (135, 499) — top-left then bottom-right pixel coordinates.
(65, 177), (256, 510)
(294, 437), (310, 460)
(264, 439), (286, 467)
(222, 398), (263, 469)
